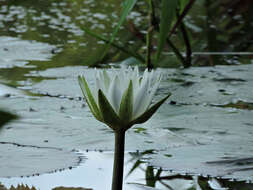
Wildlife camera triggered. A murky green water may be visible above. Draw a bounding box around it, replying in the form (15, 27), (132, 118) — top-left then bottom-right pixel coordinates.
(0, 0), (253, 189)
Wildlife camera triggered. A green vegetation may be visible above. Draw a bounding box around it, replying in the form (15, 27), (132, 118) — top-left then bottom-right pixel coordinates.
(0, 0), (251, 72)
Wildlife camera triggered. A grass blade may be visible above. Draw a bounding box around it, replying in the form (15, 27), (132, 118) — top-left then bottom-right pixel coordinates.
(100, 0), (137, 61)
(168, 0), (196, 38)
(81, 26), (145, 63)
(156, 0), (178, 62)
(180, 0), (189, 12)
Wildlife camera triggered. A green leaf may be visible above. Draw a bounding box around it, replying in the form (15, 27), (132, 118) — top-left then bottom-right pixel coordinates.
(128, 93), (171, 127)
(100, 0), (137, 61)
(156, 0), (178, 61)
(80, 26), (145, 64)
(78, 76), (103, 121)
(98, 89), (122, 130)
(119, 80), (133, 125)
(0, 109), (18, 128)
(179, 0), (189, 12)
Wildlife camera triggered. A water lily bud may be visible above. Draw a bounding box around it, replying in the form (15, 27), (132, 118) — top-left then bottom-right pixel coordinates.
(78, 67), (170, 131)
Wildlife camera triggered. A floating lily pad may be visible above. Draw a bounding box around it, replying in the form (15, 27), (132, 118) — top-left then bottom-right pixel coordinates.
(0, 36), (54, 68)
(0, 83), (25, 97)
(150, 143), (253, 181)
(0, 143), (83, 178)
(1, 64), (253, 182)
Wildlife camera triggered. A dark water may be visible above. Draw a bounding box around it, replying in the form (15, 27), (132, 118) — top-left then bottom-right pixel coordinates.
(0, 0), (252, 86)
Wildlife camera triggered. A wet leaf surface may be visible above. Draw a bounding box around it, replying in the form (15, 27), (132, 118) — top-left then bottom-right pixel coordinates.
(0, 36), (54, 69)
(0, 64), (253, 182)
(0, 142), (83, 178)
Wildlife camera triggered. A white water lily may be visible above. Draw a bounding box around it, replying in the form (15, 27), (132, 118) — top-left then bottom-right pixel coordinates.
(79, 66), (170, 190)
(78, 66), (170, 131)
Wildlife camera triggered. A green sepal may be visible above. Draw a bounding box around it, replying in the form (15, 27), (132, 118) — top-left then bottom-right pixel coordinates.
(119, 80), (133, 125)
(78, 76), (103, 122)
(98, 89), (122, 130)
(127, 93), (171, 130)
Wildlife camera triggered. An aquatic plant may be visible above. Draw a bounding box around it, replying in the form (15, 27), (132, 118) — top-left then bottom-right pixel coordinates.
(82, 0), (195, 68)
(78, 66), (170, 190)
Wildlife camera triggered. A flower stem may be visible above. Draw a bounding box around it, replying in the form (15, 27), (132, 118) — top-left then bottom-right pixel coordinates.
(111, 131), (125, 190)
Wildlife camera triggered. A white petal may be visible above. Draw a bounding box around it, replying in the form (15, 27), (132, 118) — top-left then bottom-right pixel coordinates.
(108, 75), (122, 113)
(95, 75), (101, 91)
(133, 72), (150, 118)
(132, 66), (140, 94)
(98, 70), (109, 96)
(146, 73), (162, 107)
(92, 85), (99, 105)
(103, 70), (110, 91)
(118, 68), (129, 94)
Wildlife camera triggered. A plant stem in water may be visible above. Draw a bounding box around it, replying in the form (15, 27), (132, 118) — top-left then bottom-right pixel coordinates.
(166, 38), (186, 65)
(111, 131), (125, 190)
(146, 0), (154, 70)
(177, 10), (192, 68)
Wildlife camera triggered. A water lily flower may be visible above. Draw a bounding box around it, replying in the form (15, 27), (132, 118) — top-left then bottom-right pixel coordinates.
(78, 66), (171, 132)
(78, 66), (170, 190)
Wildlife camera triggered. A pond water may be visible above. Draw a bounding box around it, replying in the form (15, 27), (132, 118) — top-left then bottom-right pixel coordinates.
(1, 151), (140, 190)
(0, 0), (253, 190)
(1, 151), (253, 190)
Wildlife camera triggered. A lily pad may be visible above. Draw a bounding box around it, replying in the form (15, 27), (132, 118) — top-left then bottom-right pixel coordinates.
(1, 64), (253, 182)
(0, 36), (54, 68)
(150, 143), (253, 181)
(0, 143), (83, 178)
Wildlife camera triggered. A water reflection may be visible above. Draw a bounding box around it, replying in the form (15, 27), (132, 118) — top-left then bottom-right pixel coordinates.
(0, 151), (252, 190)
